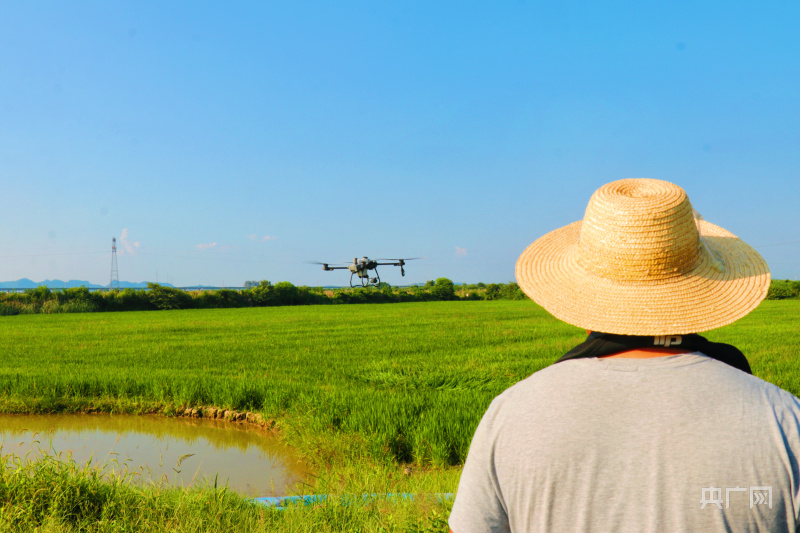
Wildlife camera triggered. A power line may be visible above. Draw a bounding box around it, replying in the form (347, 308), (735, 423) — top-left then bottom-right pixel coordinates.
(754, 240), (800, 248)
(0, 251), (106, 258)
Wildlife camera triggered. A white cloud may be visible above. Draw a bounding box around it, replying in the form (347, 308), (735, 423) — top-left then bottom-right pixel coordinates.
(196, 242), (218, 250)
(247, 234), (277, 242)
(118, 228), (141, 255)
(455, 246), (468, 257)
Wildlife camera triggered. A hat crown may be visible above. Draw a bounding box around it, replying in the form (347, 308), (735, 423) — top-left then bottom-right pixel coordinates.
(577, 179), (701, 281)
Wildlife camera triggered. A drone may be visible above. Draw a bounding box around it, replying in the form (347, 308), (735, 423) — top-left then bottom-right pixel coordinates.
(311, 257), (421, 287)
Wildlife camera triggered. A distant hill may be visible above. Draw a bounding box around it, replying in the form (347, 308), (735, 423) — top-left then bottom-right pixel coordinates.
(0, 279), (174, 289)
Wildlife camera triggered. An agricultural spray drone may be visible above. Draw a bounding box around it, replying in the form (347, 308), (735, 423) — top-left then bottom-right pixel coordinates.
(310, 257), (421, 287)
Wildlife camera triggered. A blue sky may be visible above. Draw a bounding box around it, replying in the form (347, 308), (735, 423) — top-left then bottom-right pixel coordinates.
(1, 1), (798, 287)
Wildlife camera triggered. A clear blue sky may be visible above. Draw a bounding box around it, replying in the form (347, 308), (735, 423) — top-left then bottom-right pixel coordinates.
(1, 1), (798, 287)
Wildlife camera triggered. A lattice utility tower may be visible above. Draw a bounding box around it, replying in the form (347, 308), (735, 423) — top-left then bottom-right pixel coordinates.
(110, 237), (120, 290)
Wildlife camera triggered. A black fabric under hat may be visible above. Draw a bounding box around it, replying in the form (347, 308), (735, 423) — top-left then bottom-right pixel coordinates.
(557, 332), (751, 374)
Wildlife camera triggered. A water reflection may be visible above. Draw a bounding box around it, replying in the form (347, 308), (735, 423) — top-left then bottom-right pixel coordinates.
(0, 413), (308, 497)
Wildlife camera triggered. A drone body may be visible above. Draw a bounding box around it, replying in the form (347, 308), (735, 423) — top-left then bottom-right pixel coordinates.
(313, 257), (420, 287)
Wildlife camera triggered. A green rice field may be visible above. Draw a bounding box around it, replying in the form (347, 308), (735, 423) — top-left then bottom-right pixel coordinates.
(1, 299), (799, 532)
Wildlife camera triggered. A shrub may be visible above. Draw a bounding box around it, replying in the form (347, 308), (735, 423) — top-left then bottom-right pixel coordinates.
(272, 282), (300, 306)
(105, 288), (153, 311)
(55, 287), (98, 306)
(41, 299), (99, 314)
(766, 280), (799, 300)
(295, 286), (327, 305)
(147, 283), (193, 310)
(501, 282), (527, 300)
(0, 302), (20, 316)
(193, 288), (244, 309)
(26, 285), (52, 302)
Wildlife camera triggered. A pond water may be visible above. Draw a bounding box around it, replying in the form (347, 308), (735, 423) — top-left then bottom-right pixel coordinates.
(0, 413), (308, 497)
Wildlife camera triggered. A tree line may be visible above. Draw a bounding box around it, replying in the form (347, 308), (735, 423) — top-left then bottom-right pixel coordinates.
(0, 279), (527, 315)
(0, 278), (791, 315)
(766, 279), (800, 300)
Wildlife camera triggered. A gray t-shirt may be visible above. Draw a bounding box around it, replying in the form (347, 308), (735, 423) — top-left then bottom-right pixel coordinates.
(449, 353), (800, 533)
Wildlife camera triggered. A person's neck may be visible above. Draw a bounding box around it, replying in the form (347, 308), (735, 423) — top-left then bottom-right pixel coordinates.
(599, 347), (686, 359)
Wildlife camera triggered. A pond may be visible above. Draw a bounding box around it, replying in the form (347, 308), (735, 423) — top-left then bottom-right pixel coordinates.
(0, 413), (309, 497)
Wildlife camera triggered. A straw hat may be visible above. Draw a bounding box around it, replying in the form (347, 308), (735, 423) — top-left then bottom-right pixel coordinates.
(515, 178), (770, 335)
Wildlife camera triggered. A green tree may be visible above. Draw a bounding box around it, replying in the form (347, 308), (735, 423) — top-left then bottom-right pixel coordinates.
(247, 281), (275, 305)
(485, 283), (501, 300)
(430, 278), (455, 300)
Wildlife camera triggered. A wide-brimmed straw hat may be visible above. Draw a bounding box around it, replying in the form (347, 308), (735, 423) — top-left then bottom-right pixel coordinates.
(515, 178), (770, 335)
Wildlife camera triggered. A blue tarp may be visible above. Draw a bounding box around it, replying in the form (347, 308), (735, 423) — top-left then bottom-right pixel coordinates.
(253, 493), (454, 509)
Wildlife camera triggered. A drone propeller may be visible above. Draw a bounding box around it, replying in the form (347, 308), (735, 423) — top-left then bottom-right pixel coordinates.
(305, 260), (352, 271)
(375, 257), (424, 262)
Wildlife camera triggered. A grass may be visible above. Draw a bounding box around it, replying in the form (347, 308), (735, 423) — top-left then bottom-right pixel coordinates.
(0, 301), (580, 465)
(0, 443), (454, 532)
(1, 299), (798, 531)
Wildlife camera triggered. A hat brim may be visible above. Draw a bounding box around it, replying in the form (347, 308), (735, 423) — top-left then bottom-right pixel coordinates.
(515, 220), (770, 335)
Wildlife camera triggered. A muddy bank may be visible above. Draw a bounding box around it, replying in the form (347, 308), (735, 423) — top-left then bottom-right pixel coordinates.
(174, 406), (277, 428)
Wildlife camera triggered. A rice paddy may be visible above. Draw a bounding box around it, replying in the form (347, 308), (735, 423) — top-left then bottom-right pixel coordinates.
(1, 299), (798, 531)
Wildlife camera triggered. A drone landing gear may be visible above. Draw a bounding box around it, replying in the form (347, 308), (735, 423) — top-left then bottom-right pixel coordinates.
(350, 269), (381, 287)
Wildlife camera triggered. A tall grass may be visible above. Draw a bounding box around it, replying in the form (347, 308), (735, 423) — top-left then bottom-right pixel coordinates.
(0, 443), (285, 532)
(0, 439), (454, 532)
(1, 300), (798, 531)
(0, 301), (580, 466)
(1, 300), (797, 466)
